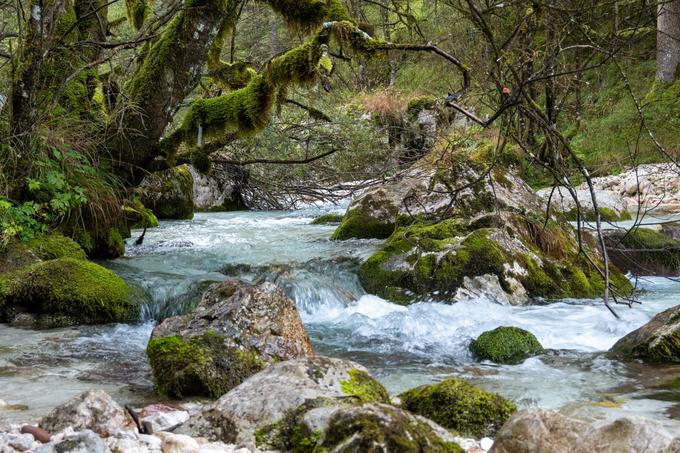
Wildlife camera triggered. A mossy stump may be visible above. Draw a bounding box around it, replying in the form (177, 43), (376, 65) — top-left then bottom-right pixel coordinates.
(470, 326), (545, 364)
(399, 378), (517, 438)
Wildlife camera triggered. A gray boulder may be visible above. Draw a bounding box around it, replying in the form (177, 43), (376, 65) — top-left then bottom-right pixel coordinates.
(491, 408), (680, 453)
(139, 165), (194, 220)
(609, 304), (680, 362)
(147, 280), (314, 398)
(178, 356), (390, 449)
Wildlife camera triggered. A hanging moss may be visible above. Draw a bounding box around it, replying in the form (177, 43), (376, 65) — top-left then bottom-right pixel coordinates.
(399, 378), (517, 438)
(262, 0), (352, 31)
(125, 0), (151, 30)
(190, 148), (213, 175)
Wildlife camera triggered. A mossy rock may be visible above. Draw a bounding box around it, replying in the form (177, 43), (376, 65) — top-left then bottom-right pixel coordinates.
(310, 213), (344, 225)
(605, 227), (680, 276)
(332, 206), (396, 240)
(139, 165), (194, 220)
(147, 332), (264, 398)
(358, 215), (634, 304)
(470, 326), (545, 364)
(609, 304), (680, 363)
(2, 257), (139, 327)
(399, 378), (517, 438)
(340, 369), (390, 403)
(26, 233), (87, 261)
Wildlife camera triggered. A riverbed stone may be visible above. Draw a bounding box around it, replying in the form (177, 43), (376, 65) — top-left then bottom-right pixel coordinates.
(470, 326), (545, 364)
(142, 410), (190, 434)
(40, 390), (137, 438)
(535, 186), (632, 221)
(36, 429), (109, 453)
(139, 165), (194, 220)
(399, 378), (516, 438)
(608, 304), (680, 362)
(179, 356), (389, 448)
(490, 408), (680, 453)
(147, 280), (314, 399)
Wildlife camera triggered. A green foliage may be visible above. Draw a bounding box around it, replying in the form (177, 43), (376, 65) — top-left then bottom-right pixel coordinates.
(2, 257), (137, 326)
(470, 326), (545, 364)
(399, 378), (517, 438)
(147, 332), (265, 398)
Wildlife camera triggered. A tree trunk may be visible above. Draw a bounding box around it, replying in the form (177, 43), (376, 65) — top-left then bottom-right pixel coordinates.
(657, 0), (680, 83)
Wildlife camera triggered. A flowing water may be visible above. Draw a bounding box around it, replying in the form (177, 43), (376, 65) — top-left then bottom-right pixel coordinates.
(2, 208), (680, 433)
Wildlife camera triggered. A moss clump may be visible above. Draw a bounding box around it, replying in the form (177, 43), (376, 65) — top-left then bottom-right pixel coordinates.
(470, 326), (545, 364)
(26, 233), (86, 261)
(340, 369), (391, 403)
(399, 378), (517, 438)
(564, 207), (632, 222)
(3, 258), (137, 326)
(331, 206), (396, 241)
(310, 213), (344, 224)
(147, 331), (265, 398)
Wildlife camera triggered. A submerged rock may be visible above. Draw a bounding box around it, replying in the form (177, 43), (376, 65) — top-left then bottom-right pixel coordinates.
(180, 356), (389, 448)
(40, 390), (136, 438)
(604, 227), (680, 276)
(147, 280), (314, 398)
(399, 378), (516, 438)
(139, 165), (194, 220)
(471, 326), (545, 364)
(608, 304), (680, 363)
(491, 408), (680, 453)
(1, 257), (139, 328)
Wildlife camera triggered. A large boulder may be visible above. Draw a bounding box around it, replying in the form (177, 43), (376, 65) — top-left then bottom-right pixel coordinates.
(535, 186), (632, 221)
(604, 227), (680, 276)
(147, 280), (314, 398)
(399, 378), (516, 438)
(1, 257), (140, 328)
(190, 164), (247, 212)
(490, 408), (680, 453)
(139, 165), (194, 220)
(470, 326), (545, 364)
(258, 402), (465, 452)
(608, 304), (680, 362)
(179, 356), (390, 448)
(40, 390), (137, 438)
(344, 143), (633, 304)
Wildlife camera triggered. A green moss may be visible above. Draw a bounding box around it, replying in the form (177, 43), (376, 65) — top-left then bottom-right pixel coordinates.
(26, 233), (87, 261)
(125, 0), (150, 29)
(470, 326), (545, 364)
(190, 148), (213, 175)
(3, 258), (137, 326)
(340, 369), (390, 403)
(332, 206), (396, 241)
(147, 331), (265, 398)
(264, 0), (352, 31)
(563, 207), (632, 222)
(320, 404), (464, 452)
(310, 213), (344, 225)
(399, 378), (516, 438)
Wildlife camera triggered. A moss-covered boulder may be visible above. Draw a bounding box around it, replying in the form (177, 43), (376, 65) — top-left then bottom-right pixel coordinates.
(399, 378), (517, 438)
(26, 233), (87, 261)
(259, 402), (464, 452)
(608, 304), (680, 363)
(470, 326), (545, 364)
(310, 213), (344, 225)
(147, 280), (314, 398)
(139, 165), (194, 220)
(2, 257), (139, 327)
(183, 357), (391, 447)
(358, 213), (633, 305)
(604, 227), (680, 276)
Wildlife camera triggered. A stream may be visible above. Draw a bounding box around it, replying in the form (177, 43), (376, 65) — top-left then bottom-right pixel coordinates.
(1, 208), (680, 433)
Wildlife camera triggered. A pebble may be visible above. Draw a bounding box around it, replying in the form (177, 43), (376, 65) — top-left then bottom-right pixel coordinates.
(21, 425), (51, 443)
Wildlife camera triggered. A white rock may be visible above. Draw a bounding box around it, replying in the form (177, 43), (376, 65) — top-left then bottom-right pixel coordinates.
(154, 432), (200, 453)
(142, 411), (189, 434)
(5, 433), (35, 451)
(480, 437), (494, 451)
